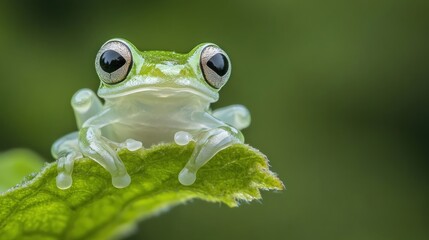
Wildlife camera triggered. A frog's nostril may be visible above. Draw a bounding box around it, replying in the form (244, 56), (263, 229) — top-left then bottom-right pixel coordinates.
(100, 50), (126, 73)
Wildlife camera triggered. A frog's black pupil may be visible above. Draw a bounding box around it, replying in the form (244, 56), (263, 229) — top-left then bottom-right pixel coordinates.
(99, 50), (126, 73)
(207, 53), (229, 76)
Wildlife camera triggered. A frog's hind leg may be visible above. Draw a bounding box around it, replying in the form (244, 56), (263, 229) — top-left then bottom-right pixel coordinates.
(212, 104), (251, 130)
(51, 132), (82, 189)
(71, 88), (103, 129)
(178, 126), (244, 186)
(79, 127), (131, 188)
(51, 89), (103, 189)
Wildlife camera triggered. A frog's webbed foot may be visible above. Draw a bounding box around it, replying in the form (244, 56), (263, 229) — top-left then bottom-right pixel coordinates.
(79, 127), (131, 188)
(51, 132), (83, 189)
(178, 127), (244, 186)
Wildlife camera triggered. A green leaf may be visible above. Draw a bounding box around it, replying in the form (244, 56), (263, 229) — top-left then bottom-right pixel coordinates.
(0, 143), (283, 240)
(0, 149), (44, 192)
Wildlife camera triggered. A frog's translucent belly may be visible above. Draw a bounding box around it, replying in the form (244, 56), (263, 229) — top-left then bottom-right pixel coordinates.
(101, 115), (211, 147)
(96, 93), (220, 147)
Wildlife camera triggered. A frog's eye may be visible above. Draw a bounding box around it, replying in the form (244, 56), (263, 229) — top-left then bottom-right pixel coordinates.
(200, 45), (231, 89)
(95, 40), (132, 84)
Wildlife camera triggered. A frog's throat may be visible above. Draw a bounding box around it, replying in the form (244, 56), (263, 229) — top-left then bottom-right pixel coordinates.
(98, 86), (219, 103)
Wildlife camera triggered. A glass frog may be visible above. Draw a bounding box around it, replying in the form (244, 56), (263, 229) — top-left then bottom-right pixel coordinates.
(52, 39), (251, 189)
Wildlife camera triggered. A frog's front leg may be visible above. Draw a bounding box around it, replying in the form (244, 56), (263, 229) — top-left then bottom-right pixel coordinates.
(178, 123), (244, 186)
(78, 126), (131, 188)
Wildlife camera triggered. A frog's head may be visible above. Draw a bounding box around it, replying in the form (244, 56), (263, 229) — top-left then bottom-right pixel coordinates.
(95, 38), (232, 103)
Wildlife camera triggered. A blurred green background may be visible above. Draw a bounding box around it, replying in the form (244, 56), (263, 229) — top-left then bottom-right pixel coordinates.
(0, 0), (428, 239)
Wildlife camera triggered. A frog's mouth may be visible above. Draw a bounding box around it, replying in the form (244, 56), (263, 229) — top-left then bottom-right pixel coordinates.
(100, 86), (217, 102)
(97, 76), (219, 103)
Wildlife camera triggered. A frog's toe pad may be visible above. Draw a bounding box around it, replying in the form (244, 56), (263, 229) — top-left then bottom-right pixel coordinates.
(72, 89), (94, 112)
(178, 168), (196, 186)
(124, 139), (143, 151)
(112, 174), (131, 188)
(56, 173), (73, 190)
(174, 131), (193, 146)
